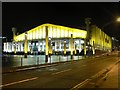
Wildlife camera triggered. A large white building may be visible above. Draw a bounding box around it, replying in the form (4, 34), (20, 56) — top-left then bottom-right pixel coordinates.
(3, 23), (112, 55)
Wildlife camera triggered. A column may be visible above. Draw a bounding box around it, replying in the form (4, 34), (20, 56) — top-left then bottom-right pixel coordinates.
(59, 40), (61, 51)
(92, 41), (95, 55)
(64, 40), (66, 55)
(84, 39), (86, 57)
(70, 34), (73, 59)
(24, 32), (28, 58)
(45, 26), (48, 63)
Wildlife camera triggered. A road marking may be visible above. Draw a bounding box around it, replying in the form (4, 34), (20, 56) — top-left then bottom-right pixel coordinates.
(15, 64), (58, 72)
(70, 79), (92, 90)
(52, 69), (72, 75)
(0, 77), (38, 88)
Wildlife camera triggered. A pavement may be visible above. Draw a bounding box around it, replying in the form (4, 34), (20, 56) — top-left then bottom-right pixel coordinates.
(92, 52), (120, 89)
(99, 62), (119, 88)
(2, 52), (109, 74)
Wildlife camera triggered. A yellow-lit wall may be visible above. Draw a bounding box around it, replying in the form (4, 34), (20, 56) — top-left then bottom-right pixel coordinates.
(14, 23), (112, 51)
(15, 23), (87, 42)
(90, 25), (112, 51)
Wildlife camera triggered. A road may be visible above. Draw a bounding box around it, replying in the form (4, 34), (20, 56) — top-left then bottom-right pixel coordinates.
(2, 54), (119, 89)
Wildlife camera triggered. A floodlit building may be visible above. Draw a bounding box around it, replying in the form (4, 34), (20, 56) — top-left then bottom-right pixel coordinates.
(3, 23), (112, 55)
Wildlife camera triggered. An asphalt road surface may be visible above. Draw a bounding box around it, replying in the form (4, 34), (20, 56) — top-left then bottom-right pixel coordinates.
(2, 54), (119, 89)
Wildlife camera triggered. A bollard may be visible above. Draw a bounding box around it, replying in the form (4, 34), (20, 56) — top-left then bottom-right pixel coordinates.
(37, 57), (39, 65)
(21, 57), (23, 67)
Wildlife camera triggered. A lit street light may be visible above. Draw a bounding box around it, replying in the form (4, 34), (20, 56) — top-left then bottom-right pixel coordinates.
(103, 17), (120, 28)
(116, 17), (120, 22)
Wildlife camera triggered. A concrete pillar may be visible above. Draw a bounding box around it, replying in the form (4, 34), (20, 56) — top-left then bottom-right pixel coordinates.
(84, 39), (86, 56)
(24, 32), (28, 58)
(48, 37), (52, 55)
(55, 40), (57, 51)
(19, 42), (21, 52)
(42, 41), (44, 52)
(92, 41), (95, 55)
(74, 41), (77, 55)
(38, 41), (40, 52)
(18, 42), (20, 52)
(79, 39), (81, 52)
(59, 40), (61, 51)
(70, 34), (73, 59)
(64, 40), (66, 55)
(21, 42), (24, 52)
(14, 43), (16, 54)
(45, 26), (49, 63)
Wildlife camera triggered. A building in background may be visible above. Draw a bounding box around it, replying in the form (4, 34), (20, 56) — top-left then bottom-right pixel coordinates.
(3, 23), (112, 56)
(111, 37), (119, 51)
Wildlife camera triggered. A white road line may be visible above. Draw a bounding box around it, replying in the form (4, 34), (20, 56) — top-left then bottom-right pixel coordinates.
(52, 69), (72, 75)
(71, 79), (91, 90)
(16, 64), (58, 71)
(0, 77), (38, 88)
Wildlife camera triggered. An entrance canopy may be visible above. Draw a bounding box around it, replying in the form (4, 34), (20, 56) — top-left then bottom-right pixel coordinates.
(15, 23), (87, 42)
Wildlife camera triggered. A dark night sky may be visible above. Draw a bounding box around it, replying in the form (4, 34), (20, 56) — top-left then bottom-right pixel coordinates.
(2, 2), (120, 43)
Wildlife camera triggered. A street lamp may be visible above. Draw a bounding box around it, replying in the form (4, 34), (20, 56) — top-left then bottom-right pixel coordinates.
(116, 17), (120, 22)
(103, 17), (120, 28)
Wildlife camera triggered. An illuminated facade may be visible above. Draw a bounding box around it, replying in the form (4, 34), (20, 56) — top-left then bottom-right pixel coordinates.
(3, 23), (112, 54)
(90, 25), (112, 51)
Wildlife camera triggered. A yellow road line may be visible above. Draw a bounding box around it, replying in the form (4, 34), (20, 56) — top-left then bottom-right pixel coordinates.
(0, 77), (38, 88)
(52, 69), (72, 75)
